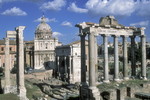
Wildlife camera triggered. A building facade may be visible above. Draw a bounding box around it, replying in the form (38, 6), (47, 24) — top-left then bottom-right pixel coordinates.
(34, 16), (61, 69)
(0, 40), (16, 69)
(55, 40), (89, 83)
(24, 41), (34, 68)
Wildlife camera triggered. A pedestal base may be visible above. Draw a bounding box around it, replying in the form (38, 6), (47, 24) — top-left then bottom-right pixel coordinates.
(4, 85), (17, 94)
(4, 86), (11, 94)
(18, 87), (29, 100)
(123, 77), (129, 80)
(142, 77), (147, 80)
(103, 80), (110, 83)
(114, 78), (120, 82)
(88, 86), (100, 100)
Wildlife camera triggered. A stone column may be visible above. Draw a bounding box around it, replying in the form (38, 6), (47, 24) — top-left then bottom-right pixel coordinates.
(80, 34), (87, 85)
(4, 37), (11, 94)
(113, 35), (119, 81)
(64, 56), (67, 82)
(69, 56), (73, 83)
(102, 34), (109, 83)
(141, 35), (147, 80)
(130, 36), (136, 77)
(57, 56), (60, 79)
(88, 32), (96, 87)
(94, 35), (98, 83)
(122, 36), (129, 80)
(16, 26), (28, 100)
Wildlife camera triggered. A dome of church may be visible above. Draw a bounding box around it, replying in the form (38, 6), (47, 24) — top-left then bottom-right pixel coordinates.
(35, 16), (52, 34)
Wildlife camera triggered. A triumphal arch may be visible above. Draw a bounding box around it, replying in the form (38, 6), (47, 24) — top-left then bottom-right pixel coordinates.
(76, 16), (147, 100)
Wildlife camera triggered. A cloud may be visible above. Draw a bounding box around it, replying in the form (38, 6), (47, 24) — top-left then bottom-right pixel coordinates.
(53, 32), (63, 38)
(68, 2), (88, 13)
(1, 7), (27, 16)
(40, 0), (66, 11)
(61, 21), (73, 27)
(85, 0), (136, 16)
(136, 1), (150, 17)
(85, 0), (150, 17)
(130, 20), (149, 27)
(34, 17), (57, 23)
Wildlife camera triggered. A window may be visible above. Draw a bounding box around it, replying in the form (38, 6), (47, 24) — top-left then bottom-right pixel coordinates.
(45, 43), (48, 49)
(75, 53), (77, 55)
(10, 47), (12, 51)
(1, 47), (4, 51)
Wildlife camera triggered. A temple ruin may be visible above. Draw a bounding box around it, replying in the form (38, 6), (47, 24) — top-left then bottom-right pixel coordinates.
(76, 16), (147, 100)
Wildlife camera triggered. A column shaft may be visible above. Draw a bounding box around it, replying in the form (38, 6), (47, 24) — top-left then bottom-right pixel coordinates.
(64, 56), (67, 82)
(57, 56), (60, 78)
(141, 35), (147, 80)
(17, 34), (25, 89)
(80, 34), (86, 85)
(131, 36), (136, 77)
(16, 26), (28, 100)
(123, 36), (129, 80)
(103, 34), (109, 83)
(69, 56), (72, 83)
(94, 35), (98, 82)
(88, 32), (96, 87)
(4, 37), (11, 93)
(114, 35), (119, 81)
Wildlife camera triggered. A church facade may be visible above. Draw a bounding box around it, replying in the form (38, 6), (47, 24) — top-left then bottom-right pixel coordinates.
(34, 16), (61, 69)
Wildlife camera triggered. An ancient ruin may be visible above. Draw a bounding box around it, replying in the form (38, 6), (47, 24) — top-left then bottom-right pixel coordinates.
(76, 16), (147, 100)
(4, 26), (28, 100)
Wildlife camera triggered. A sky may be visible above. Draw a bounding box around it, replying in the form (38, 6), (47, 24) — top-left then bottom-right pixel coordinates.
(0, 0), (150, 44)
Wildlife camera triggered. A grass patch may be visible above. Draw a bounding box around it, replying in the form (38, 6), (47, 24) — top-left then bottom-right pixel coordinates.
(0, 93), (19, 100)
(25, 79), (43, 99)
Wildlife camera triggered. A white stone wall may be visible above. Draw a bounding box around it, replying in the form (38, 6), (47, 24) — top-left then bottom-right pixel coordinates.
(34, 38), (59, 69)
(55, 41), (84, 83)
(73, 57), (81, 83)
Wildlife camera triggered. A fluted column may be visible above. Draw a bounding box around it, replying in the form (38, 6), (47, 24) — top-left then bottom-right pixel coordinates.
(4, 37), (11, 94)
(122, 36), (129, 80)
(113, 35), (119, 81)
(102, 34), (109, 83)
(80, 33), (87, 85)
(88, 32), (96, 87)
(130, 36), (136, 77)
(141, 35), (147, 80)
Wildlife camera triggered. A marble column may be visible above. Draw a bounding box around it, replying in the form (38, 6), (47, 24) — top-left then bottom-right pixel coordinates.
(122, 36), (129, 80)
(114, 35), (119, 81)
(94, 35), (98, 82)
(102, 34), (109, 83)
(80, 34), (86, 85)
(16, 26), (28, 100)
(4, 37), (11, 94)
(130, 36), (136, 77)
(88, 32), (96, 87)
(141, 35), (147, 80)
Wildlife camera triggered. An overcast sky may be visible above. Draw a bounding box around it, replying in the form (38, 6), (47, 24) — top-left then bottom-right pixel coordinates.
(0, 0), (150, 44)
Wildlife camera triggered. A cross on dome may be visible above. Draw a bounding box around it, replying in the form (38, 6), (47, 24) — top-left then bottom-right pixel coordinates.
(41, 14), (46, 23)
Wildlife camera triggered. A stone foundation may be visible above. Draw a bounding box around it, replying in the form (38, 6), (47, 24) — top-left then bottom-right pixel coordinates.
(80, 82), (150, 100)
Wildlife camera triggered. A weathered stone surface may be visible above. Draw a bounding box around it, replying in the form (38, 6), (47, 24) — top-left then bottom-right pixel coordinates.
(99, 16), (124, 27)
